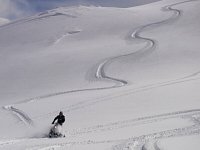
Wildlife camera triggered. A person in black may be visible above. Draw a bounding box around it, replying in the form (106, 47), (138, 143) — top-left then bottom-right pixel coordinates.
(52, 111), (65, 126)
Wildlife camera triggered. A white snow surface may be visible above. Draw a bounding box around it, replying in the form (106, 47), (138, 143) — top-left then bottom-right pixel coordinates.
(0, 18), (9, 26)
(0, 0), (200, 149)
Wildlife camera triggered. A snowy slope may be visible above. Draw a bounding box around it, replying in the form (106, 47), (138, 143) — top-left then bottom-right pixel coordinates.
(0, 0), (200, 149)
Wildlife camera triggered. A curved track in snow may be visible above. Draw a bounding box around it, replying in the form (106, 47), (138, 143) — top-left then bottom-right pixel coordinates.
(34, 68), (200, 121)
(3, 105), (33, 126)
(3, 0), (197, 107)
(3, 0), (199, 128)
(1, 0), (200, 149)
(112, 1), (200, 149)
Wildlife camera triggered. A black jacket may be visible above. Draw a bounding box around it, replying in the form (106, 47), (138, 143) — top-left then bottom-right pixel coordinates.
(52, 114), (65, 125)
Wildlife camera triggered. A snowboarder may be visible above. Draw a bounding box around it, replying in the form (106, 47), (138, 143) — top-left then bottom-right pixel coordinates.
(49, 111), (65, 138)
(52, 111), (65, 126)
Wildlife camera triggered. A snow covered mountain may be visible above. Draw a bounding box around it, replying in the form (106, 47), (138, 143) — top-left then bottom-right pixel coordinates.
(0, 0), (200, 149)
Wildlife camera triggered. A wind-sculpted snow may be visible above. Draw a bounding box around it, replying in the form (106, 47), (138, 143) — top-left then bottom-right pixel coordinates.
(0, 8), (77, 29)
(52, 30), (82, 45)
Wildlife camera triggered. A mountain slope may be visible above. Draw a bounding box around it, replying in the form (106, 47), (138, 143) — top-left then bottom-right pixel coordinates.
(0, 0), (200, 149)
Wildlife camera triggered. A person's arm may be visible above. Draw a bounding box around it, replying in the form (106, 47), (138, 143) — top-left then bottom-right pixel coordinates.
(52, 116), (58, 124)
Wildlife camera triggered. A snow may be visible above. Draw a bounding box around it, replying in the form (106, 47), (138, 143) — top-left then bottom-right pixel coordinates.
(0, 0), (200, 149)
(0, 18), (9, 26)
(158, 135), (200, 150)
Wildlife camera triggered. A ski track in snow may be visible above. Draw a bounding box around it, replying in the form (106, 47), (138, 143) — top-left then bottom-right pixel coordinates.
(112, 1), (200, 149)
(34, 72), (200, 122)
(68, 109), (200, 136)
(1, 109), (200, 149)
(154, 141), (161, 150)
(2, 0), (199, 108)
(113, 124), (200, 150)
(33, 0), (200, 119)
(140, 141), (161, 150)
(2, 105), (33, 126)
(1, 0), (200, 149)
(2, 0), (199, 135)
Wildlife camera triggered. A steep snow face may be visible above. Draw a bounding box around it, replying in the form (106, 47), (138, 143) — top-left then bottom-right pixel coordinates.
(0, 0), (200, 150)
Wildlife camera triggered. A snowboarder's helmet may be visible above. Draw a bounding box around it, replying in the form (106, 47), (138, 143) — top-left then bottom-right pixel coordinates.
(59, 111), (63, 115)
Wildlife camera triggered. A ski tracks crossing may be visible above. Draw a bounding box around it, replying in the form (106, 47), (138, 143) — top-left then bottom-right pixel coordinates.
(1, 109), (200, 149)
(3, 0), (200, 125)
